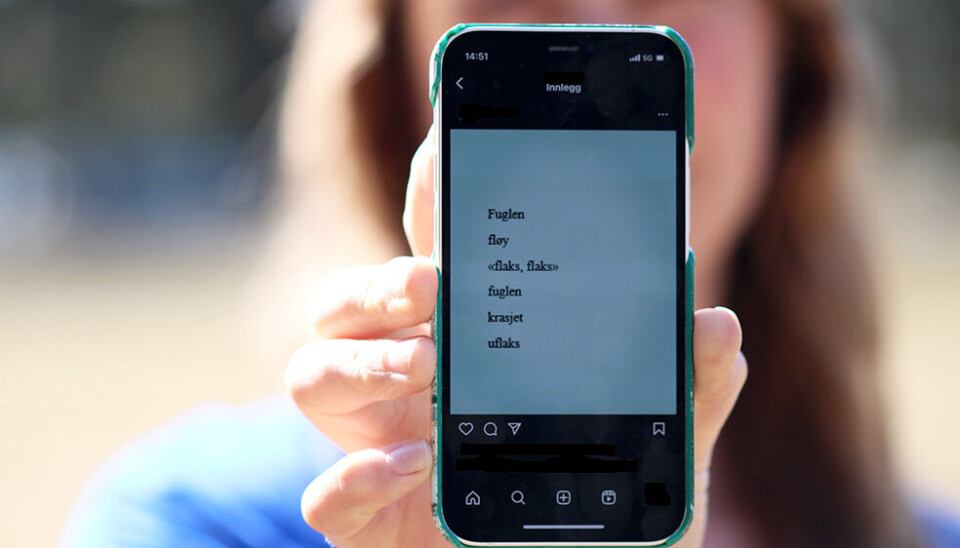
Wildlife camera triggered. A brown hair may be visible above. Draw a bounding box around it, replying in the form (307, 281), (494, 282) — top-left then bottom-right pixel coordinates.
(272, 0), (918, 545)
(721, 2), (918, 546)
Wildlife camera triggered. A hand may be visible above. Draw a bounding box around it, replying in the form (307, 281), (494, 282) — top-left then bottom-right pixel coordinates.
(285, 129), (748, 548)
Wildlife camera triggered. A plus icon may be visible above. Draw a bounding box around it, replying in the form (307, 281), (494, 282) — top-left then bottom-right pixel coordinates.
(556, 490), (572, 505)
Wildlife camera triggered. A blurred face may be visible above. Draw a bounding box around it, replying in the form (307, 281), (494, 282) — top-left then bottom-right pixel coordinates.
(402, 0), (781, 305)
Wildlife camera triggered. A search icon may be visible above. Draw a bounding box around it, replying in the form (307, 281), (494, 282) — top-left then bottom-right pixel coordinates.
(511, 490), (526, 505)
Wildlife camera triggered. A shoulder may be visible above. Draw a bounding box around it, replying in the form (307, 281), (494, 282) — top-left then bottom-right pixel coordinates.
(917, 502), (960, 548)
(60, 396), (342, 548)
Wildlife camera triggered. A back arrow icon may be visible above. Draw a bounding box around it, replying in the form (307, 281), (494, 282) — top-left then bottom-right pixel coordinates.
(455, 77), (464, 90)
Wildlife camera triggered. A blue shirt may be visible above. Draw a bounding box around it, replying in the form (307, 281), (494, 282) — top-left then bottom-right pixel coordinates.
(60, 397), (960, 547)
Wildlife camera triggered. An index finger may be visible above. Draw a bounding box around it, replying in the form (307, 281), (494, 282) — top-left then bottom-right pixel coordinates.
(312, 256), (438, 340)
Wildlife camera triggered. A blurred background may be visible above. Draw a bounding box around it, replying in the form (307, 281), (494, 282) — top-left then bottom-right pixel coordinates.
(0, 0), (957, 546)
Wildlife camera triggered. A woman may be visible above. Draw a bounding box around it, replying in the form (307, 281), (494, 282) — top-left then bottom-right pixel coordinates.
(274, 1), (895, 545)
(61, 0), (960, 547)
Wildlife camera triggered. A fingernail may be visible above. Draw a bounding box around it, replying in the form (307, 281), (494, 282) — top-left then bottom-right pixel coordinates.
(713, 306), (738, 319)
(384, 339), (418, 374)
(386, 440), (431, 476)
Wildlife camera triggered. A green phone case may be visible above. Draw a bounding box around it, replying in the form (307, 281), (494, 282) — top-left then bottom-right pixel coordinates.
(429, 23), (695, 547)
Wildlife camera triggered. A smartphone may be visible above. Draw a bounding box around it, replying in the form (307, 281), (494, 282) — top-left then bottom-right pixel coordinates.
(430, 25), (693, 547)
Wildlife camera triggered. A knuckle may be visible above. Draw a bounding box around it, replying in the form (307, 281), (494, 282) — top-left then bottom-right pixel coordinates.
(285, 345), (316, 404)
(310, 269), (353, 333)
(697, 366), (738, 406)
(301, 473), (337, 533)
(696, 325), (740, 370)
(302, 455), (384, 538)
(286, 339), (415, 414)
(733, 351), (749, 384)
(695, 363), (740, 408)
(301, 492), (327, 532)
(358, 278), (396, 329)
(336, 458), (379, 503)
(694, 361), (746, 424)
(356, 348), (409, 399)
(324, 345), (388, 405)
(285, 342), (349, 410)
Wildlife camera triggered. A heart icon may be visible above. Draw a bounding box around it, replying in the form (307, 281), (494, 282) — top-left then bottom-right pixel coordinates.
(458, 422), (474, 436)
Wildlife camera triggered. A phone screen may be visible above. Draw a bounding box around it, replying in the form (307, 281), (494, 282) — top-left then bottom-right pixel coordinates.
(449, 128), (677, 416)
(437, 28), (689, 545)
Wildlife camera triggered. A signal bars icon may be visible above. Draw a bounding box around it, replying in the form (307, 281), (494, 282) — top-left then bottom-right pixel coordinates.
(629, 54), (666, 63)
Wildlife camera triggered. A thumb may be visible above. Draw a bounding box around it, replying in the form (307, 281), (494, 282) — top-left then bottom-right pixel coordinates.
(692, 307), (748, 474)
(675, 309), (748, 548)
(402, 126), (436, 257)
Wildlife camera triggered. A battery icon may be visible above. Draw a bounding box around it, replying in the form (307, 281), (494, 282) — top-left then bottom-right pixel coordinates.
(655, 54), (665, 62)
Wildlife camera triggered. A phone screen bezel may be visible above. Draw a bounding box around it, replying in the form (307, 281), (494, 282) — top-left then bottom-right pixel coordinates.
(435, 26), (691, 546)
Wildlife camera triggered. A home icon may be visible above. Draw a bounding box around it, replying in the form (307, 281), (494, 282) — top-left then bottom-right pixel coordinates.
(465, 491), (481, 506)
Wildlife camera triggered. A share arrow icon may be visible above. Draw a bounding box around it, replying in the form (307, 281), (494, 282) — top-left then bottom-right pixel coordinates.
(507, 422), (521, 435)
